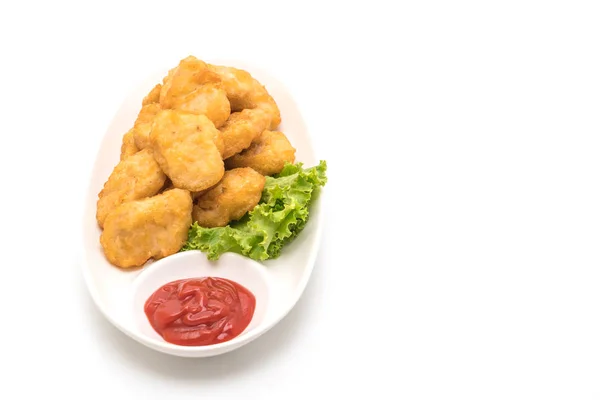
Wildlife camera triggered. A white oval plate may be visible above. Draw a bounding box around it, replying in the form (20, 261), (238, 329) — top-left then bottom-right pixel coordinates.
(81, 58), (324, 357)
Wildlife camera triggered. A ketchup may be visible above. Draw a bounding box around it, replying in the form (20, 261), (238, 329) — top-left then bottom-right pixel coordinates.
(144, 277), (256, 346)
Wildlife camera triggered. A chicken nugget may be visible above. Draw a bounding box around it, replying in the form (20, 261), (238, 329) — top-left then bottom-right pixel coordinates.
(225, 130), (296, 176)
(255, 93), (281, 130)
(193, 168), (266, 228)
(133, 103), (161, 149)
(142, 83), (162, 105)
(150, 109), (224, 192)
(220, 108), (271, 159)
(208, 64), (281, 129)
(172, 84), (231, 128)
(96, 148), (166, 228)
(120, 129), (138, 161)
(100, 189), (192, 268)
(160, 56), (221, 108)
(207, 64), (255, 111)
(191, 188), (211, 200)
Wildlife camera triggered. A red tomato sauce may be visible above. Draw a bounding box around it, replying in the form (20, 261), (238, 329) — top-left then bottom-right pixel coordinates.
(144, 277), (256, 346)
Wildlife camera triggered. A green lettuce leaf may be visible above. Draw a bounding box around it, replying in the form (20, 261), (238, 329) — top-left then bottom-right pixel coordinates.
(181, 160), (327, 261)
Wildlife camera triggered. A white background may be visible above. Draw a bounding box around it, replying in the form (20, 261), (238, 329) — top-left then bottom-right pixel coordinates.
(1, 1), (600, 399)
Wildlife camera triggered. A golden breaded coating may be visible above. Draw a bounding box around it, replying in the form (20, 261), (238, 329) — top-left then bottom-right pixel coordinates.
(142, 83), (162, 105)
(256, 95), (281, 130)
(172, 84), (231, 128)
(161, 66), (176, 85)
(193, 168), (265, 227)
(96, 148), (166, 228)
(133, 103), (161, 149)
(100, 189), (192, 268)
(207, 64), (255, 110)
(150, 109), (224, 192)
(120, 129), (138, 161)
(220, 108), (271, 159)
(225, 130), (296, 176)
(191, 188), (210, 200)
(160, 56), (221, 108)
(94, 56), (301, 269)
(208, 64), (281, 129)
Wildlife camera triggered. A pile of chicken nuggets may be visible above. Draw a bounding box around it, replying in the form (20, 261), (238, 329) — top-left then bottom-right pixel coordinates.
(97, 56), (296, 268)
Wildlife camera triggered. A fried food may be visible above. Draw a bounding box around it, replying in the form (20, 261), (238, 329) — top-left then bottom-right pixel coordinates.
(220, 108), (271, 159)
(172, 84), (230, 128)
(160, 56), (221, 108)
(225, 130), (296, 176)
(150, 109), (224, 191)
(142, 84), (162, 105)
(157, 56), (231, 128)
(100, 189), (193, 268)
(207, 65), (254, 109)
(120, 129), (138, 160)
(133, 103), (161, 149)
(191, 184), (216, 201)
(193, 168), (266, 227)
(208, 64), (281, 129)
(96, 148), (166, 228)
(256, 98), (281, 130)
(96, 56), (299, 269)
